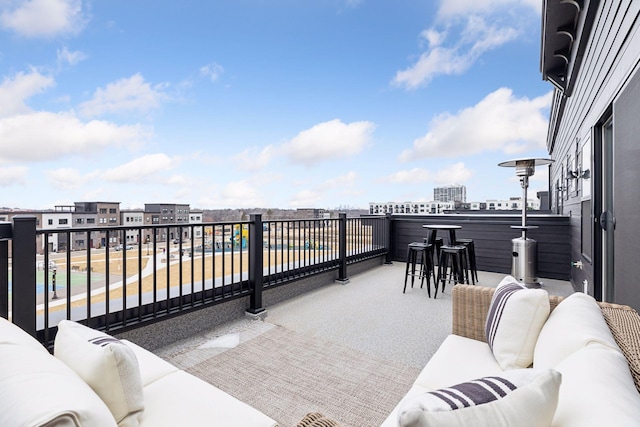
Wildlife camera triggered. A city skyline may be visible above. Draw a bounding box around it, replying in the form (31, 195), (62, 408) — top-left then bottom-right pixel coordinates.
(1, 0), (551, 211)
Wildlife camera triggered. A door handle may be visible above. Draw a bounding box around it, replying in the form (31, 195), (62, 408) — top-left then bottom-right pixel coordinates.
(599, 211), (616, 231)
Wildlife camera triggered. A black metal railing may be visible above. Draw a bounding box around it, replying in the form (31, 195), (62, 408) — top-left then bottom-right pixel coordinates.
(0, 213), (390, 346)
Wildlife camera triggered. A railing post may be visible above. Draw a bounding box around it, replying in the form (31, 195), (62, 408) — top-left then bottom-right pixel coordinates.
(0, 222), (10, 318)
(336, 213), (349, 284)
(247, 214), (266, 317)
(12, 216), (37, 337)
(385, 213), (393, 265)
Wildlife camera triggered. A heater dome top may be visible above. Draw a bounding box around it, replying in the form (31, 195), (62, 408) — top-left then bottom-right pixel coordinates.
(498, 158), (554, 177)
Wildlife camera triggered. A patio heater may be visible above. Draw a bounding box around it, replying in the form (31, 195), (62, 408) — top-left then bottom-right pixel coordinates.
(498, 158), (554, 287)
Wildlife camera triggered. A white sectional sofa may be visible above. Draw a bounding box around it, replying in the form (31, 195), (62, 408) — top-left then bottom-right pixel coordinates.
(0, 317), (278, 427)
(382, 279), (640, 427)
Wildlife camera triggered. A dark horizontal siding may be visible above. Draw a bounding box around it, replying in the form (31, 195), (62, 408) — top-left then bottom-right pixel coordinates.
(390, 214), (571, 280)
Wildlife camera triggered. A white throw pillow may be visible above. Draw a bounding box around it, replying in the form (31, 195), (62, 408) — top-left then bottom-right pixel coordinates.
(485, 276), (550, 369)
(54, 320), (144, 427)
(534, 291), (620, 369)
(0, 326), (116, 427)
(551, 342), (640, 427)
(397, 368), (561, 427)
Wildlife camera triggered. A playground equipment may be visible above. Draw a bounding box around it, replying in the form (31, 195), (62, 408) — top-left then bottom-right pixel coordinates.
(233, 225), (248, 249)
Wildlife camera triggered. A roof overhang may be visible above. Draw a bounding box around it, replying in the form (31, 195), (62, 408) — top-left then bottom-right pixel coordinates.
(540, 0), (600, 97)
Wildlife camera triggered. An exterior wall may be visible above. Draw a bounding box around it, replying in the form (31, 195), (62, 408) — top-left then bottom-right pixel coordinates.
(0, 212), (43, 255)
(121, 210), (144, 244)
(390, 214), (572, 281)
(189, 211), (203, 241)
(545, 2), (640, 308)
(41, 212), (72, 252)
(144, 203), (191, 242)
(73, 202), (121, 248)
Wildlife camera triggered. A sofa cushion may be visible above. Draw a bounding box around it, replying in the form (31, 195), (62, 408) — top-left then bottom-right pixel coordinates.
(0, 316), (51, 352)
(121, 340), (180, 387)
(485, 276), (550, 370)
(397, 368), (561, 427)
(380, 335), (504, 427)
(55, 320), (144, 427)
(139, 370), (278, 427)
(0, 333), (116, 427)
(414, 334), (504, 391)
(551, 341), (640, 427)
(534, 292), (621, 369)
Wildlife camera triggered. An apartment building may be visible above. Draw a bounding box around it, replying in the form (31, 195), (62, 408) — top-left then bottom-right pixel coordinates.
(144, 203), (190, 242)
(434, 184), (467, 203)
(121, 210), (145, 245)
(486, 198), (540, 211)
(368, 201), (455, 215)
(72, 202), (121, 249)
(189, 210), (203, 241)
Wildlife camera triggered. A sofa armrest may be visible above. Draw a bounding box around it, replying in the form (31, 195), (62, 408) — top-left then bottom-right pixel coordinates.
(599, 302), (640, 393)
(451, 285), (566, 342)
(451, 285), (494, 342)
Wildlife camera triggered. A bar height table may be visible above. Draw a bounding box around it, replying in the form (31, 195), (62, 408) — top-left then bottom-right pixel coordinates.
(422, 224), (462, 246)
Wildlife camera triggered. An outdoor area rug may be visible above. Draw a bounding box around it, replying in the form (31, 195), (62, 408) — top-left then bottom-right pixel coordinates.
(185, 325), (421, 427)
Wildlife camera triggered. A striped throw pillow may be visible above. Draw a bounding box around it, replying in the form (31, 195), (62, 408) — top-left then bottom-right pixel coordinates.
(397, 368), (561, 427)
(484, 276), (550, 370)
(54, 320), (145, 427)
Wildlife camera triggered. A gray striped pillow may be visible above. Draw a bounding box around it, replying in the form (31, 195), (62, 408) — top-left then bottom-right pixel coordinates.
(397, 368), (561, 427)
(483, 276), (550, 370)
(485, 282), (524, 351)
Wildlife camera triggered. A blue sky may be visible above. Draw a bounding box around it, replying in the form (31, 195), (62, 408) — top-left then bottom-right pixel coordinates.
(0, 0), (553, 210)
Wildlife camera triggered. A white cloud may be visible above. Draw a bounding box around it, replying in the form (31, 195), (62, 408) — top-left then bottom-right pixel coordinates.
(0, 111), (149, 163)
(382, 162), (472, 185)
(101, 153), (176, 183)
(433, 162), (473, 185)
(436, 0), (540, 19)
(218, 180), (266, 208)
(393, 16), (518, 90)
(165, 174), (189, 186)
(57, 46), (87, 67)
(399, 88), (552, 161)
(0, 69), (55, 117)
(234, 145), (276, 172)
(385, 168), (433, 184)
(200, 63), (224, 82)
(289, 189), (322, 208)
(0, 166), (28, 186)
(324, 171), (357, 188)
(420, 29), (446, 48)
(78, 73), (168, 117)
(282, 119), (375, 166)
(0, 0), (87, 38)
(46, 167), (91, 190)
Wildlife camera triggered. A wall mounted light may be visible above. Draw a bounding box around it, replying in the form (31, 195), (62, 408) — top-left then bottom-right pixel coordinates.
(568, 167), (590, 179)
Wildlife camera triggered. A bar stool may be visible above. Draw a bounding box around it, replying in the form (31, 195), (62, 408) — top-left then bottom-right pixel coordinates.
(455, 238), (478, 283)
(423, 230), (444, 261)
(436, 245), (471, 297)
(404, 242), (436, 297)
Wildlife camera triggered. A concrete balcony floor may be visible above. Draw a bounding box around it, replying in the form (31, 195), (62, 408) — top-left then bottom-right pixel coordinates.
(153, 263), (574, 427)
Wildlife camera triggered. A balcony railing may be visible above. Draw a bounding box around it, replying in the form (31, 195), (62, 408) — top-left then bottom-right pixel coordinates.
(0, 214), (390, 347)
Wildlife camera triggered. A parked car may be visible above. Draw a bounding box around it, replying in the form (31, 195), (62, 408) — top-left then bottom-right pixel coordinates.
(114, 244), (134, 251)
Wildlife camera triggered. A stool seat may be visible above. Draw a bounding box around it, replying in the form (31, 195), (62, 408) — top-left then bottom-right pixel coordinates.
(404, 242), (436, 297)
(455, 238), (478, 283)
(436, 244), (472, 297)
